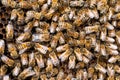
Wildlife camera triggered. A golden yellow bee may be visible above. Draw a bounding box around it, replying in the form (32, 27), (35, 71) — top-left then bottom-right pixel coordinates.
(8, 43), (18, 59)
(18, 1), (31, 9)
(6, 21), (14, 40)
(46, 58), (53, 72)
(20, 53), (28, 66)
(1, 55), (14, 67)
(74, 48), (83, 61)
(0, 39), (5, 55)
(67, 29), (79, 39)
(56, 69), (65, 80)
(29, 52), (35, 67)
(18, 67), (35, 79)
(68, 55), (76, 69)
(17, 10), (25, 25)
(10, 9), (18, 20)
(17, 42), (32, 54)
(50, 22), (57, 33)
(24, 21), (34, 32)
(116, 31), (120, 45)
(56, 44), (69, 52)
(40, 74), (48, 80)
(95, 64), (107, 74)
(0, 64), (8, 77)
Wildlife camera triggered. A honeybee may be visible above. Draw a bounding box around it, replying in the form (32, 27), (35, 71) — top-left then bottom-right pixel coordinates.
(106, 47), (119, 55)
(68, 55), (76, 69)
(0, 39), (5, 55)
(107, 64), (115, 77)
(1, 55), (14, 67)
(34, 12), (43, 20)
(52, 13), (60, 22)
(115, 1), (120, 12)
(88, 67), (94, 78)
(98, 72), (105, 80)
(35, 53), (45, 68)
(18, 1), (31, 9)
(70, 0), (84, 7)
(106, 43), (118, 50)
(84, 25), (99, 34)
(74, 48), (83, 61)
(49, 51), (59, 66)
(92, 8), (99, 19)
(25, 11), (35, 22)
(0, 64), (8, 77)
(8, 43), (18, 59)
(10, 9), (18, 20)
(46, 58), (53, 72)
(40, 74), (48, 80)
(67, 29), (79, 38)
(59, 49), (72, 62)
(38, 0), (46, 6)
(76, 69), (83, 80)
(82, 56), (90, 64)
(51, 0), (59, 9)
(33, 66), (40, 76)
(29, 52), (35, 67)
(32, 33), (50, 42)
(81, 48), (93, 59)
(31, 2), (40, 11)
(20, 53), (28, 66)
(17, 42), (32, 54)
(35, 43), (51, 54)
(45, 8), (55, 20)
(100, 44), (107, 56)
(106, 37), (115, 43)
(105, 22), (114, 30)
(24, 21), (34, 32)
(116, 31), (120, 45)
(114, 65), (120, 74)
(95, 64), (107, 74)
(100, 27), (107, 41)
(51, 68), (58, 76)
(94, 40), (100, 52)
(59, 32), (65, 44)
(75, 62), (85, 69)
(85, 38), (92, 50)
(108, 55), (119, 63)
(17, 10), (25, 25)
(18, 67), (35, 79)
(6, 21), (14, 40)
(65, 73), (73, 80)
(50, 22), (57, 33)
(3, 75), (10, 80)
(112, 13), (120, 20)
(56, 69), (64, 80)
(56, 22), (72, 32)
(107, 7), (114, 20)
(12, 62), (21, 76)
(56, 44), (69, 52)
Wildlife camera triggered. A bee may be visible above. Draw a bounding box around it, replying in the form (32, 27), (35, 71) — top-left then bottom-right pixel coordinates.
(68, 55), (76, 69)
(35, 43), (51, 54)
(75, 62), (85, 69)
(59, 49), (72, 62)
(115, 1), (120, 12)
(8, 43), (18, 59)
(114, 65), (120, 74)
(35, 53), (45, 68)
(50, 33), (60, 48)
(106, 43), (118, 50)
(40, 74), (48, 80)
(65, 73), (73, 80)
(56, 22), (72, 32)
(108, 55), (119, 63)
(10, 9), (18, 20)
(81, 48), (93, 59)
(105, 22), (114, 30)
(41, 3), (49, 12)
(12, 61), (21, 76)
(83, 69), (88, 80)
(49, 51), (59, 66)
(1, 55), (14, 67)
(56, 44), (69, 52)
(45, 8), (55, 20)
(95, 64), (107, 74)
(0, 39), (5, 55)
(52, 13), (60, 22)
(74, 48), (83, 61)
(84, 25), (99, 34)
(68, 10), (75, 20)
(24, 21), (34, 32)
(100, 27), (107, 41)
(50, 22), (57, 33)
(20, 53), (28, 66)
(6, 21), (14, 40)
(0, 64), (8, 77)
(3, 75), (10, 80)
(18, 1), (31, 9)
(116, 31), (120, 45)
(95, 40), (100, 52)
(17, 10), (25, 25)
(49, 77), (55, 80)
(34, 66), (40, 76)
(46, 58), (53, 72)
(107, 64), (115, 77)
(89, 34), (96, 47)
(29, 52), (35, 67)
(112, 20), (117, 27)
(106, 37), (115, 43)
(33, 20), (39, 27)
(31, 75), (39, 80)
(106, 47), (119, 55)
(76, 69), (83, 80)
(112, 13), (120, 20)
(31, 2), (40, 11)
(67, 29), (79, 39)
(59, 32), (65, 44)
(70, 0), (84, 7)
(17, 42), (32, 54)
(56, 69), (64, 80)
(73, 17), (82, 27)
(51, 0), (59, 9)
(85, 38), (92, 50)
(18, 67), (35, 79)
(107, 7), (114, 20)
(92, 8), (99, 19)
(25, 11), (35, 23)
(98, 72), (105, 80)
(88, 67), (94, 78)
(32, 33), (50, 42)
(34, 12), (43, 20)
(38, 0), (46, 6)
(51, 68), (58, 76)
(100, 44), (107, 56)
(99, 15), (107, 23)
(82, 56), (90, 64)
